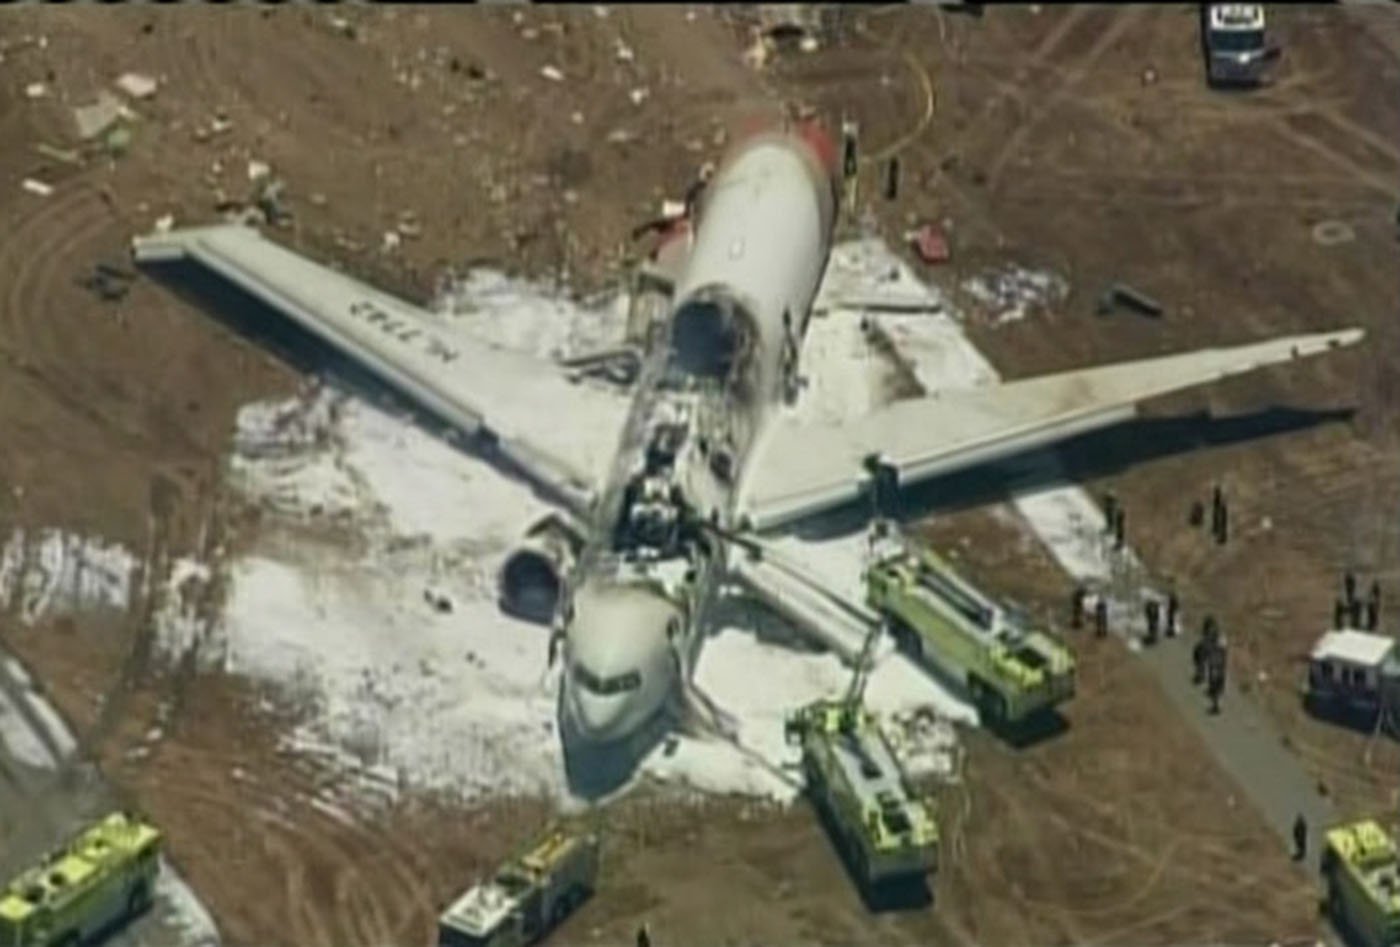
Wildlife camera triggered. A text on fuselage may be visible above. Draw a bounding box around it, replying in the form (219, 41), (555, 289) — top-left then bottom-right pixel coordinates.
(348, 299), (460, 365)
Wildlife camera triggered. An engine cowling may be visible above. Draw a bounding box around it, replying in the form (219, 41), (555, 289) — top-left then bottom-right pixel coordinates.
(498, 513), (585, 624)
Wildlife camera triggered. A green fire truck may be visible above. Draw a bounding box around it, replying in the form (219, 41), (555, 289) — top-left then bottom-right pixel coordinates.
(0, 811), (161, 947)
(785, 622), (939, 896)
(865, 541), (1075, 728)
(1321, 818), (1400, 947)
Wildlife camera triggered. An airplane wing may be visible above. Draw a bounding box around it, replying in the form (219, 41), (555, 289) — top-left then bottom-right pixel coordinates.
(738, 328), (1364, 532)
(132, 224), (631, 513)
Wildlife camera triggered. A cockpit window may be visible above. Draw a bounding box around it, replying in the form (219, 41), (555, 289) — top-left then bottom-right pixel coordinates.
(573, 662), (642, 696)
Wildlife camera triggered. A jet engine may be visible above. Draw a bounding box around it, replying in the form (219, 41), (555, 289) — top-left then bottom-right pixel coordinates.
(498, 512), (586, 624)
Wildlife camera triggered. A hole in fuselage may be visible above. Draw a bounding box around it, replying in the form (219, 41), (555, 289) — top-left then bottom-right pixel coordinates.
(668, 295), (752, 382)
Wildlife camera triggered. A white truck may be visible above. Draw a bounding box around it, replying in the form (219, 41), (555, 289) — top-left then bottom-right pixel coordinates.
(1304, 628), (1400, 725)
(1200, 4), (1275, 87)
(437, 826), (599, 947)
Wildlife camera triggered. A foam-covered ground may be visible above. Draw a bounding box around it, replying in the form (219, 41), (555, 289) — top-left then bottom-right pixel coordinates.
(1, 242), (1158, 812)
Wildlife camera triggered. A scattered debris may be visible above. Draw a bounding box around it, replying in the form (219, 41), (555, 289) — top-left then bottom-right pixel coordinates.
(908, 224), (950, 264)
(629, 87), (649, 106)
(255, 176), (290, 226)
(540, 65), (564, 82)
(382, 230), (402, 253)
(1096, 281), (1164, 318)
(423, 588), (454, 615)
(570, 111), (584, 125)
(329, 15), (357, 40)
(962, 264), (1068, 324)
(21, 178), (53, 198)
(155, 214), (174, 233)
(104, 125), (133, 157)
(615, 40), (634, 63)
(1311, 219), (1355, 246)
(35, 143), (82, 166)
(247, 159), (271, 182)
(24, 82), (47, 100)
(72, 91), (125, 141)
(77, 262), (134, 303)
(742, 35), (770, 71)
(114, 72), (158, 100)
(606, 128), (636, 145)
(310, 192), (327, 207)
(1141, 66), (1159, 86)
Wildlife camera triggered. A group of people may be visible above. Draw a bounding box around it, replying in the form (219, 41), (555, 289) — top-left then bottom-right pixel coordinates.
(1334, 570), (1383, 631)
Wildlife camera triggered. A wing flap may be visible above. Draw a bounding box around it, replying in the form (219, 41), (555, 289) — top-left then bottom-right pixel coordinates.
(133, 224), (629, 507)
(740, 328), (1364, 531)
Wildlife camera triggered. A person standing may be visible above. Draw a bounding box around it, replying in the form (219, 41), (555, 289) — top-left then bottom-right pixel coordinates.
(1094, 598), (1109, 638)
(1144, 599), (1160, 646)
(1071, 585), (1087, 630)
(1292, 814), (1308, 861)
(1166, 590), (1180, 637)
(1367, 580), (1382, 630)
(1113, 508), (1126, 551)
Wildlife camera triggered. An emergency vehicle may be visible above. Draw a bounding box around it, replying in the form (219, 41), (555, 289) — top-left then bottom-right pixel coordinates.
(1321, 818), (1400, 947)
(0, 812), (161, 947)
(437, 825), (599, 947)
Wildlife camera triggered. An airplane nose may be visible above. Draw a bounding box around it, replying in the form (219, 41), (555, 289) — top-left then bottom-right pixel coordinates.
(569, 689), (630, 743)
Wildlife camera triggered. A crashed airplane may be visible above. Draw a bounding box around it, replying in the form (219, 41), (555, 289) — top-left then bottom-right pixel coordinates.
(132, 117), (1363, 761)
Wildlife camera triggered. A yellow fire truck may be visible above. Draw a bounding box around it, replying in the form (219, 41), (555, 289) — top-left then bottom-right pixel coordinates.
(0, 812), (162, 947)
(1320, 818), (1400, 947)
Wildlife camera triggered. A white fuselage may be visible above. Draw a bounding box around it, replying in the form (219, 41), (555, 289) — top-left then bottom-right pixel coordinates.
(560, 125), (838, 747)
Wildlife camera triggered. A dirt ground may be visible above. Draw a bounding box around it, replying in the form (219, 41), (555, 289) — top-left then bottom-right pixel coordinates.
(1, 4), (1397, 946)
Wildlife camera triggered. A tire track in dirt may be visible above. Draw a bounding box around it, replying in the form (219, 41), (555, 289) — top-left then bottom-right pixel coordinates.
(1272, 110), (1399, 197)
(131, 736), (438, 947)
(984, 6), (1150, 193)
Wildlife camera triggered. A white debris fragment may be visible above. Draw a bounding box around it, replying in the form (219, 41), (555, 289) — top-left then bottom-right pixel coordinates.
(570, 111), (584, 125)
(614, 41), (635, 63)
(114, 72), (158, 99)
(72, 91), (125, 141)
(155, 213), (175, 233)
(629, 87), (649, 106)
(961, 263), (1068, 325)
(21, 178), (53, 197)
(246, 159), (271, 182)
(381, 230), (401, 253)
(539, 65), (564, 82)
(799, 36), (820, 53)
(24, 82), (47, 100)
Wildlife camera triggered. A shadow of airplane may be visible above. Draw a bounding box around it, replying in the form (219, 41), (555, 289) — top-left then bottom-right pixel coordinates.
(774, 404), (1356, 543)
(137, 257), (601, 517)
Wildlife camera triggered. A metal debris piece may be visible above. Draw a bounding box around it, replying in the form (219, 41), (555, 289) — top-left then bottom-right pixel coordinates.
(629, 87), (649, 106)
(615, 41), (634, 63)
(1096, 282), (1163, 318)
(72, 91), (124, 141)
(909, 224), (950, 264)
(255, 177), (290, 225)
(104, 125), (133, 156)
(247, 160), (271, 182)
(540, 64), (564, 82)
(114, 72), (158, 99)
(24, 82), (47, 100)
(34, 143), (82, 166)
(21, 178), (53, 197)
